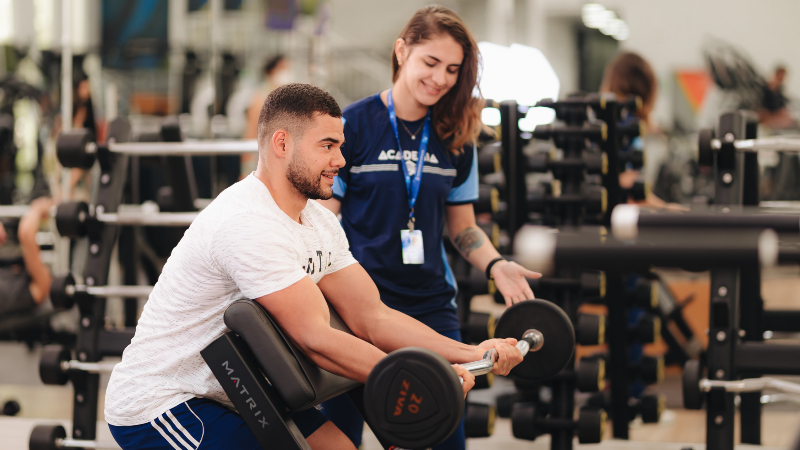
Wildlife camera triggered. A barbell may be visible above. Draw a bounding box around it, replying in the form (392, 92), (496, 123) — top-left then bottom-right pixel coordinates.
(57, 128), (258, 169)
(55, 201), (197, 238)
(362, 299), (575, 449)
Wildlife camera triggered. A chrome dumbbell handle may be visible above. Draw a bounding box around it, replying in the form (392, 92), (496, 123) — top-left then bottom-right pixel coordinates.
(460, 329), (543, 378)
(60, 360), (118, 374)
(700, 377), (800, 395)
(56, 437), (121, 449)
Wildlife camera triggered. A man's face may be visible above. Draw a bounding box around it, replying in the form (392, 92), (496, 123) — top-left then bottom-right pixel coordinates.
(286, 114), (345, 200)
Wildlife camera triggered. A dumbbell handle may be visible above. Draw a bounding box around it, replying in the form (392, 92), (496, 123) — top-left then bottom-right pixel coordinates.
(65, 284), (154, 298)
(699, 377), (800, 395)
(61, 360), (118, 374)
(460, 329), (543, 378)
(57, 437), (121, 449)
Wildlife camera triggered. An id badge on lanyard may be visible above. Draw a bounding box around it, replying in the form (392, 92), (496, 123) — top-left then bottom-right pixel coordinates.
(388, 88), (431, 265)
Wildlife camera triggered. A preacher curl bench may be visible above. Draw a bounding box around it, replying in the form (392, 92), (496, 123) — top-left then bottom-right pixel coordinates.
(202, 298), (574, 450)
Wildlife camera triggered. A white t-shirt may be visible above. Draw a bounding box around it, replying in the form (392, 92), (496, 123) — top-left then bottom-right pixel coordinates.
(105, 174), (357, 426)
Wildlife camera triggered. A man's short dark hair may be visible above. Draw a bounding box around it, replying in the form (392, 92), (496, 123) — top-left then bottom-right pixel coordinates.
(257, 83), (342, 152)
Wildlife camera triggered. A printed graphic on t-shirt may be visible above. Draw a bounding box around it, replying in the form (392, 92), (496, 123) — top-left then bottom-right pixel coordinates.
(304, 251), (333, 275)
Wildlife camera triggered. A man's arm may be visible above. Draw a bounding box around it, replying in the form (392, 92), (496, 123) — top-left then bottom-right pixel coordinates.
(255, 276), (386, 383)
(18, 198), (53, 304)
(318, 264), (523, 375)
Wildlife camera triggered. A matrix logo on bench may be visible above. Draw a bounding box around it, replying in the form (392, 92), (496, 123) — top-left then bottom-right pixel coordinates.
(222, 360), (269, 428)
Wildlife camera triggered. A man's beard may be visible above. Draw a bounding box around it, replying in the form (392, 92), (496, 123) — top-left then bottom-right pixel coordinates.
(286, 152), (335, 200)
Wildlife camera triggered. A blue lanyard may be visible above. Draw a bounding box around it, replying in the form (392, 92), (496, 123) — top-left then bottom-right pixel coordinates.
(387, 88), (431, 227)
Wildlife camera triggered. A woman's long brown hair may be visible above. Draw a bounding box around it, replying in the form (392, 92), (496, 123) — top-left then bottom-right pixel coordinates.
(392, 5), (484, 154)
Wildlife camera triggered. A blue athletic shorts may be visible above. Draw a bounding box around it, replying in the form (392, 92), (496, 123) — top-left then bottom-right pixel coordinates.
(109, 397), (328, 450)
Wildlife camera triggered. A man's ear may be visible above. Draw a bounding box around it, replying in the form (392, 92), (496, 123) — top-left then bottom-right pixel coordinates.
(271, 129), (290, 159)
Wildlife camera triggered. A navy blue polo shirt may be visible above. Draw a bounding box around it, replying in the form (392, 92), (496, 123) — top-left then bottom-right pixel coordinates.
(333, 93), (479, 331)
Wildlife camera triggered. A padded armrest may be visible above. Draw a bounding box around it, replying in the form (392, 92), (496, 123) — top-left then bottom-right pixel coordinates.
(223, 299), (360, 411)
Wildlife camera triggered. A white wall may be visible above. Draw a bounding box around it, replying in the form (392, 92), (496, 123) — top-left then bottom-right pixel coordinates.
(542, 0), (800, 127)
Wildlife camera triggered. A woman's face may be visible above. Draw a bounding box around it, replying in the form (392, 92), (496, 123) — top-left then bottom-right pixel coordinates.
(395, 34), (464, 106)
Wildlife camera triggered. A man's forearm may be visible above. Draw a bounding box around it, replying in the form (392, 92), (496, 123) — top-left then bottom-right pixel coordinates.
(364, 305), (482, 364)
(301, 326), (387, 383)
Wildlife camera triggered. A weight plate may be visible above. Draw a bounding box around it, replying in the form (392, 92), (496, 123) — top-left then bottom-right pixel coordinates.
(29, 424), (66, 450)
(494, 299), (575, 380)
(50, 274), (76, 310)
(682, 359), (704, 410)
(39, 346), (70, 386)
(108, 117), (132, 144)
(55, 202), (89, 239)
(363, 348), (463, 449)
(56, 129), (95, 169)
(2, 400), (20, 416)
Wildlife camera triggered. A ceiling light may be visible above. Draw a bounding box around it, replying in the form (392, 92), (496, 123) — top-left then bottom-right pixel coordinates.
(612, 21), (630, 40)
(581, 3), (607, 29)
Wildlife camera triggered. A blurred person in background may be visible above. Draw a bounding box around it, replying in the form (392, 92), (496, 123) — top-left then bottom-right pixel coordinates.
(760, 65), (797, 129)
(601, 51), (677, 209)
(0, 197), (53, 316)
(317, 6), (540, 450)
(242, 55), (292, 176)
(68, 74), (97, 200)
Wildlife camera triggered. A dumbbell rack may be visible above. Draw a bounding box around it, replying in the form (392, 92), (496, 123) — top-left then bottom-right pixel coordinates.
(33, 117), (204, 446)
(693, 110), (800, 450)
(525, 94), (670, 443)
(44, 118), (138, 443)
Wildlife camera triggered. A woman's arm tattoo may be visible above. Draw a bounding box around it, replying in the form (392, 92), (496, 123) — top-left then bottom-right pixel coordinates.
(454, 227), (485, 258)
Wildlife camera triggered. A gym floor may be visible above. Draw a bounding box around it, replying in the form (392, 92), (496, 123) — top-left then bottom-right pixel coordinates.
(2, 268), (799, 450)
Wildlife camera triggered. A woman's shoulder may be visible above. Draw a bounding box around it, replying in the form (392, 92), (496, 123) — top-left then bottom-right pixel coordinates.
(342, 93), (386, 122)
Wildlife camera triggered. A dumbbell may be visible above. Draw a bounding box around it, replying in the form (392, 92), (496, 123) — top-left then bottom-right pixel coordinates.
(464, 402), (496, 438)
(512, 402), (606, 444)
(30, 424), (120, 450)
(532, 123), (608, 145)
(527, 182), (607, 215)
(50, 274), (154, 309)
(528, 150), (607, 175)
(586, 391), (665, 423)
(682, 360), (800, 410)
(39, 345), (117, 385)
(478, 141), (502, 175)
(584, 353), (664, 385)
(55, 201), (198, 239)
(576, 357), (607, 392)
(475, 184), (499, 214)
(577, 312), (661, 345)
(463, 311), (496, 344)
(363, 299), (575, 449)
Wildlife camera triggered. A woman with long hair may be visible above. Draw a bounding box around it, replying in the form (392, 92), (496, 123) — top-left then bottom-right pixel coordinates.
(318, 6), (540, 449)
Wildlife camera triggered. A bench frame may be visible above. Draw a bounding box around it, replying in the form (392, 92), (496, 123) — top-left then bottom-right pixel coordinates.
(202, 331), (311, 450)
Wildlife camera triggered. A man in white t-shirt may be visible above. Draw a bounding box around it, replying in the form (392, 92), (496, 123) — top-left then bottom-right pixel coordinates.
(105, 84), (522, 450)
